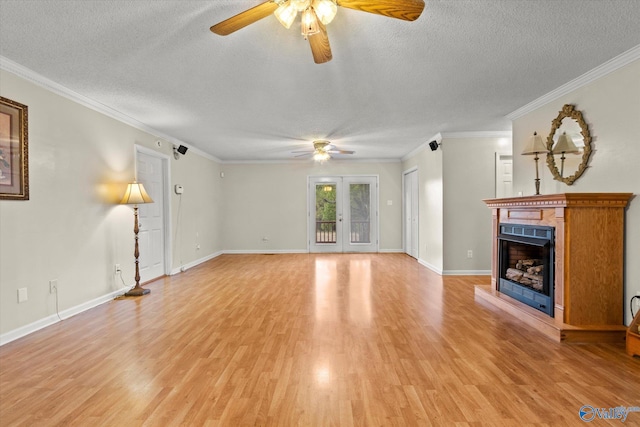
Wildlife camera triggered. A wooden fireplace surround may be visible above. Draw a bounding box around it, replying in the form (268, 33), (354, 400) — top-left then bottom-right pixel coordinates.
(476, 193), (633, 342)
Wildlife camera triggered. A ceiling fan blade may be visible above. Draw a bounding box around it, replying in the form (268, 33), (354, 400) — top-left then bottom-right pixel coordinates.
(337, 0), (425, 21)
(308, 22), (332, 64)
(327, 150), (355, 154)
(291, 150), (314, 153)
(294, 153), (313, 158)
(210, 1), (279, 36)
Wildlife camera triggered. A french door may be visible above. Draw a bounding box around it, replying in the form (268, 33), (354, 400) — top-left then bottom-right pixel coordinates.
(309, 176), (378, 253)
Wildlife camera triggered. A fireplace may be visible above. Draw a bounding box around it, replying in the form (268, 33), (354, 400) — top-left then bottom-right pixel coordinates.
(477, 193), (632, 343)
(498, 224), (554, 316)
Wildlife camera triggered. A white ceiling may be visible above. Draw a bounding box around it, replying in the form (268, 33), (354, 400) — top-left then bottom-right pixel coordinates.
(1, 1), (640, 161)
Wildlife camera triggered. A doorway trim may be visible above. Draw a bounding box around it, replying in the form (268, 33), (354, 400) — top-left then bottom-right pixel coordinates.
(402, 166), (419, 258)
(134, 144), (172, 276)
(495, 152), (513, 198)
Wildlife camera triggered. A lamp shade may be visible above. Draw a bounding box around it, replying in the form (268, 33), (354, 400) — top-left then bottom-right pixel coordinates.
(292, 0), (312, 11)
(120, 182), (153, 205)
(274, 1), (297, 29)
(313, 0), (337, 24)
(301, 7), (320, 38)
(521, 132), (548, 155)
(554, 132), (580, 154)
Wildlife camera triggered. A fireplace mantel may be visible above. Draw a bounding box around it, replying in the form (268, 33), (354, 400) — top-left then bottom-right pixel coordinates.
(476, 193), (633, 342)
(483, 193), (632, 209)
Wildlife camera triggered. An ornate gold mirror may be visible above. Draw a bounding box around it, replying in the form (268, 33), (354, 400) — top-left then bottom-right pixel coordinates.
(546, 104), (592, 185)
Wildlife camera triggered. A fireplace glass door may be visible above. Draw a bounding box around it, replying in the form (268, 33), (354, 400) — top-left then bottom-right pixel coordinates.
(498, 224), (554, 316)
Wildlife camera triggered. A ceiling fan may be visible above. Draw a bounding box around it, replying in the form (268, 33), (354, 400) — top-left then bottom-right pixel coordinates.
(292, 140), (355, 161)
(210, 0), (425, 64)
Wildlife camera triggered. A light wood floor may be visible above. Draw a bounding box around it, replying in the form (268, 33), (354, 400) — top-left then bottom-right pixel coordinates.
(1, 254), (639, 426)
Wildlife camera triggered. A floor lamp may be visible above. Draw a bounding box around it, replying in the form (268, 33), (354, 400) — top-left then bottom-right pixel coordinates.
(521, 132), (549, 195)
(120, 182), (154, 296)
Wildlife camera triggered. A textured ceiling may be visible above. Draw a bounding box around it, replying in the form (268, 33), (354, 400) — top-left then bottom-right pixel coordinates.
(1, 1), (640, 161)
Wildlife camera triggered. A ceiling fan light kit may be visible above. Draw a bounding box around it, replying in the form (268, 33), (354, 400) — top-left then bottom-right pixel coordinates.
(313, 151), (331, 162)
(210, 0), (425, 64)
(301, 7), (321, 39)
(274, 2), (298, 28)
(292, 140), (355, 162)
(314, 0), (338, 25)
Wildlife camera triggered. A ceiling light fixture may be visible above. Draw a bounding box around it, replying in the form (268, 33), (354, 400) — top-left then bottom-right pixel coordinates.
(274, 0), (337, 38)
(274, 1), (297, 29)
(313, 150), (330, 162)
(313, 0), (338, 24)
(292, 0), (312, 12)
(301, 7), (320, 39)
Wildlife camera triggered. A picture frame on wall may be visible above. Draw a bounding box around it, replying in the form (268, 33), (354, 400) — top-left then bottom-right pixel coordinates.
(0, 96), (29, 200)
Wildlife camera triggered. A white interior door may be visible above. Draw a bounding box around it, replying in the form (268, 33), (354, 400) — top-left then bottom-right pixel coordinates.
(136, 150), (166, 282)
(495, 153), (513, 198)
(309, 176), (378, 253)
(403, 169), (419, 258)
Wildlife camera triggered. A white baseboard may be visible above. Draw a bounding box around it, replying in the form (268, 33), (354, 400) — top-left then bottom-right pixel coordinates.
(418, 258), (443, 275)
(171, 251), (224, 275)
(416, 260), (490, 276)
(0, 287), (128, 346)
(223, 249), (309, 255)
(378, 249), (404, 253)
(442, 270), (491, 276)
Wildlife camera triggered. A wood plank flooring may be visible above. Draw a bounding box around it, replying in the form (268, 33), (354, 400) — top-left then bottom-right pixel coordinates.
(1, 254), (639, 426)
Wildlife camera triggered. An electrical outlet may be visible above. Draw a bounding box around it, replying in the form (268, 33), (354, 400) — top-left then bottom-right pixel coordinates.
(262, 236), (269, 243)
(467, 250), (473, 259)
(114, 264), (121, 274)
(17, 288), (28, 303)
(49, 279), (58, 294)
(196, 244), (201, 250)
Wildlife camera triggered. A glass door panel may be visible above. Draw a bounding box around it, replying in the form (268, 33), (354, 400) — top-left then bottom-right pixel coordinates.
(309, 176), (378, 253)
(315, 183), (337, 244)
(309, 177), (342, 253)
(349, 183), (370, 244)
(343, 177), (377, 252)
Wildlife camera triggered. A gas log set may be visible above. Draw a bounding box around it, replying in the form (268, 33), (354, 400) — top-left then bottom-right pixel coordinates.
(505, 259), (544, 292)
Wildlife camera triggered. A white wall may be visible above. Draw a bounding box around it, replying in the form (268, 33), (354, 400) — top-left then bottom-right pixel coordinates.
(171, 150), (223, 270)
(220, 161), (403, 252)
(443, 136), (511, 273)
(0, 69), (222, 339)
(402, 135), (511, 274)
(511, 58), (640, 324)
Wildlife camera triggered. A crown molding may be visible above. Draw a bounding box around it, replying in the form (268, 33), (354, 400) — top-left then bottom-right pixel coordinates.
(401, 132), (442, 161)
(220, 158), (401, 165)
(441, 131), (512, 139)
(507, 43), (640, 120)
(0, 55), (221, 163)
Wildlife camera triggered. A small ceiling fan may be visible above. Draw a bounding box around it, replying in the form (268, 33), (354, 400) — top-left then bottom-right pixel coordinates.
(210, 0), (425, 64)
(292, 140), (355, 161)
